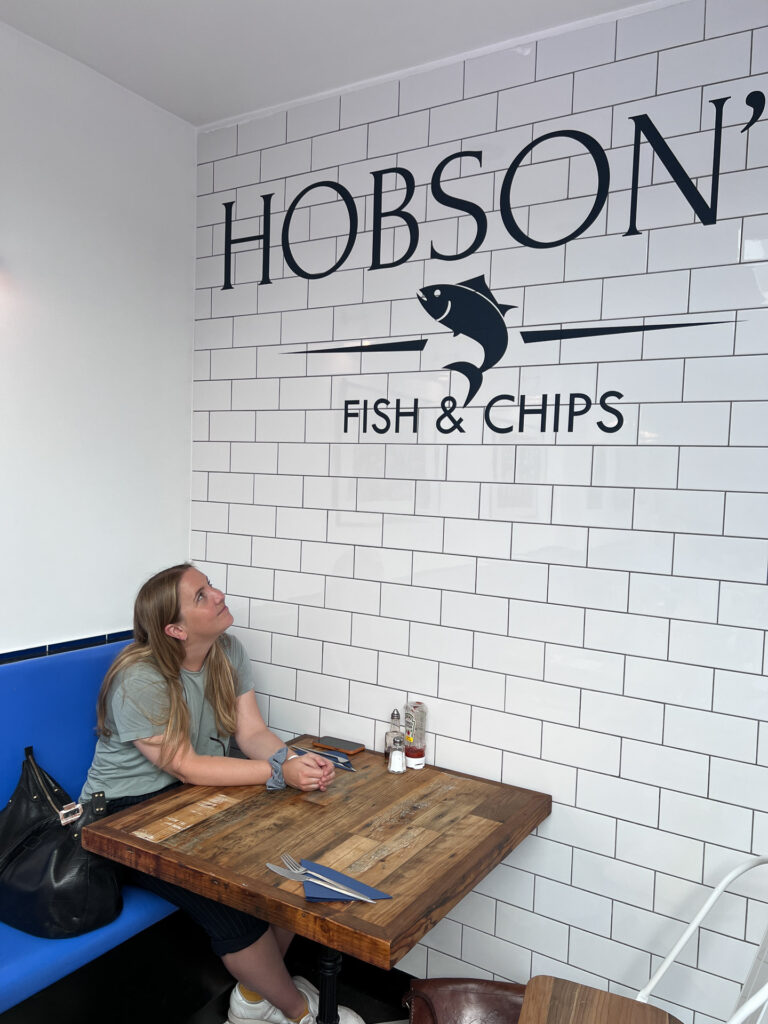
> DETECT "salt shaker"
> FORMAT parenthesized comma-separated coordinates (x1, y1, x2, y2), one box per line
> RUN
(387, 733, 406, 773)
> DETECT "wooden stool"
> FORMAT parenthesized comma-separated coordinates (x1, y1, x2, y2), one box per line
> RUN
(520, 976, 683, 1024)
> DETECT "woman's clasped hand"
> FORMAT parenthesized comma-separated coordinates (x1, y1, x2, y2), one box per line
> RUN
(283, 751, 335, 792)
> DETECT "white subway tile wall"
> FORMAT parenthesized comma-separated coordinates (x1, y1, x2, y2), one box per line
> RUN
(195, 2, 768, 1018)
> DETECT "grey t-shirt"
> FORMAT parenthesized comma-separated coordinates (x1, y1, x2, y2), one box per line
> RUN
(80, 634, 255, 801)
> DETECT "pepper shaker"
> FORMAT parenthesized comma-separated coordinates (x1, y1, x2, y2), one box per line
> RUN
(384, 708, 402, 756)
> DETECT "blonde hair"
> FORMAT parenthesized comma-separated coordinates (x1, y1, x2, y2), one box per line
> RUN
(96, 563, 238, 766)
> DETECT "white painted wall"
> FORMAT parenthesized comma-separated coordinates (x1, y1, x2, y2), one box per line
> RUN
(0, 24, 196, 652)
(195, 0, 768, 1019)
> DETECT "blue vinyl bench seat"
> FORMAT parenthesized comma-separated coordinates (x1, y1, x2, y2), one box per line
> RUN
(0, 642, 175, 1014)
(0, 888, 173, 1013)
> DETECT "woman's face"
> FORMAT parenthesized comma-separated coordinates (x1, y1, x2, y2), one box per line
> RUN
(172, 567, 234, 645)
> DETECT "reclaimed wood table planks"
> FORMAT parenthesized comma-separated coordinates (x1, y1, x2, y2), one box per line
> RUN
(519, 976, 684, 1024)
(83, 737, 551, 971)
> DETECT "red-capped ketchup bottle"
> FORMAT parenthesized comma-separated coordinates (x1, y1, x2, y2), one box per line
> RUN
(404, 701, 426, 769)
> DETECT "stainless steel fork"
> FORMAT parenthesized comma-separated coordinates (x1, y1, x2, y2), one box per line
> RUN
(280, 853, 375, 902)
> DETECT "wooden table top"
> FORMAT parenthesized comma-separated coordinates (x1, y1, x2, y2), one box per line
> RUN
(83, 738, 550, 969)
(520, 976, 684, 1024)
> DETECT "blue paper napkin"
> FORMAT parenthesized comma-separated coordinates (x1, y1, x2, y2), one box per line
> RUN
(289, 747, 356, 772)
(301, 859, 391, 902)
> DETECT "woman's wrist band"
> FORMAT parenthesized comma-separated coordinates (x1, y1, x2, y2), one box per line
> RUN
(266, 746, 301, 790)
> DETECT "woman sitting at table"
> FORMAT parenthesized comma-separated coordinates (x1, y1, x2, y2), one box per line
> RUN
(81, 562, 364, 1024)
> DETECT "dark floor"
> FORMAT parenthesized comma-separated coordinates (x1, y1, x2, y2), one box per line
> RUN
(1, 913, 412, 1024)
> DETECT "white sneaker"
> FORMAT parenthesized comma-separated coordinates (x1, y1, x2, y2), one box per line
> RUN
(228, 979, 365, 1024)
(292, 976, 366, 1024)
(228, 984, 290, 1024)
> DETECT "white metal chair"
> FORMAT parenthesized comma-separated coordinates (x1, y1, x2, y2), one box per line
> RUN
(636, 855, 768, 1024)
(403, 856, 768, 1024)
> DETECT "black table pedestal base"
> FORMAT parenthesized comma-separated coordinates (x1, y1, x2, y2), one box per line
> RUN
(316, 947, 342, 1024)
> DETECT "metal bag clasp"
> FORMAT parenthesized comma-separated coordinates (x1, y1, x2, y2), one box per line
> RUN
(59, 801, 83, 825)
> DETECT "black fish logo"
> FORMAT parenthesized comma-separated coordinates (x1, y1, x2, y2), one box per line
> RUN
(291, 274, 723, 396)
(417, 275, 514, 406)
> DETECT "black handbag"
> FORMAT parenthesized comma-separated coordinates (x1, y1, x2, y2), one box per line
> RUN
(0, 746, 122, 938)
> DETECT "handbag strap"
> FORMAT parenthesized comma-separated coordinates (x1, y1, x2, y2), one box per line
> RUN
(23, 746, 82, 825)
(25, 746, 57, 792)
(90, 791, 108, 817)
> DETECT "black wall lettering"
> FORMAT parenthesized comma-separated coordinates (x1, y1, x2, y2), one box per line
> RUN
(221, 196, 273, 289)
(282, 181, 358, 279)
(567, 394, 592, 431)
(483, 394, 516, 434)
(430, 151, 488, 261)
(220, 103, 737, 291)
(370, 168, 419, 271)
(499, 132, 610, 248)
(371, 398, 392, 433)
(625, 98, 728, 236)
(518, 394, 549, 432)
(597, 391, 625, 433)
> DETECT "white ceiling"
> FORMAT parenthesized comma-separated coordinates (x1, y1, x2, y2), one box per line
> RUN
(0, 0, 655, 127)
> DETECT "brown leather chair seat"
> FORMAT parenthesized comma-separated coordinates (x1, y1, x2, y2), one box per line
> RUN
(403, 975, 685, 1024)
(403, 977, 526, 1024)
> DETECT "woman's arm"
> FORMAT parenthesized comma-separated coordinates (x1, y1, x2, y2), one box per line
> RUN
(132, 691, 335, 791)
(233, 689, 287, 761)
(133, 734, 272, 787)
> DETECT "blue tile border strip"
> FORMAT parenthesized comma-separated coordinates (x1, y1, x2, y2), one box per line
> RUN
(48, 634, 110, 655)
(107, 629, 134, 643)
(0, 646, 48, 666)
(0, 631, 133, 666)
